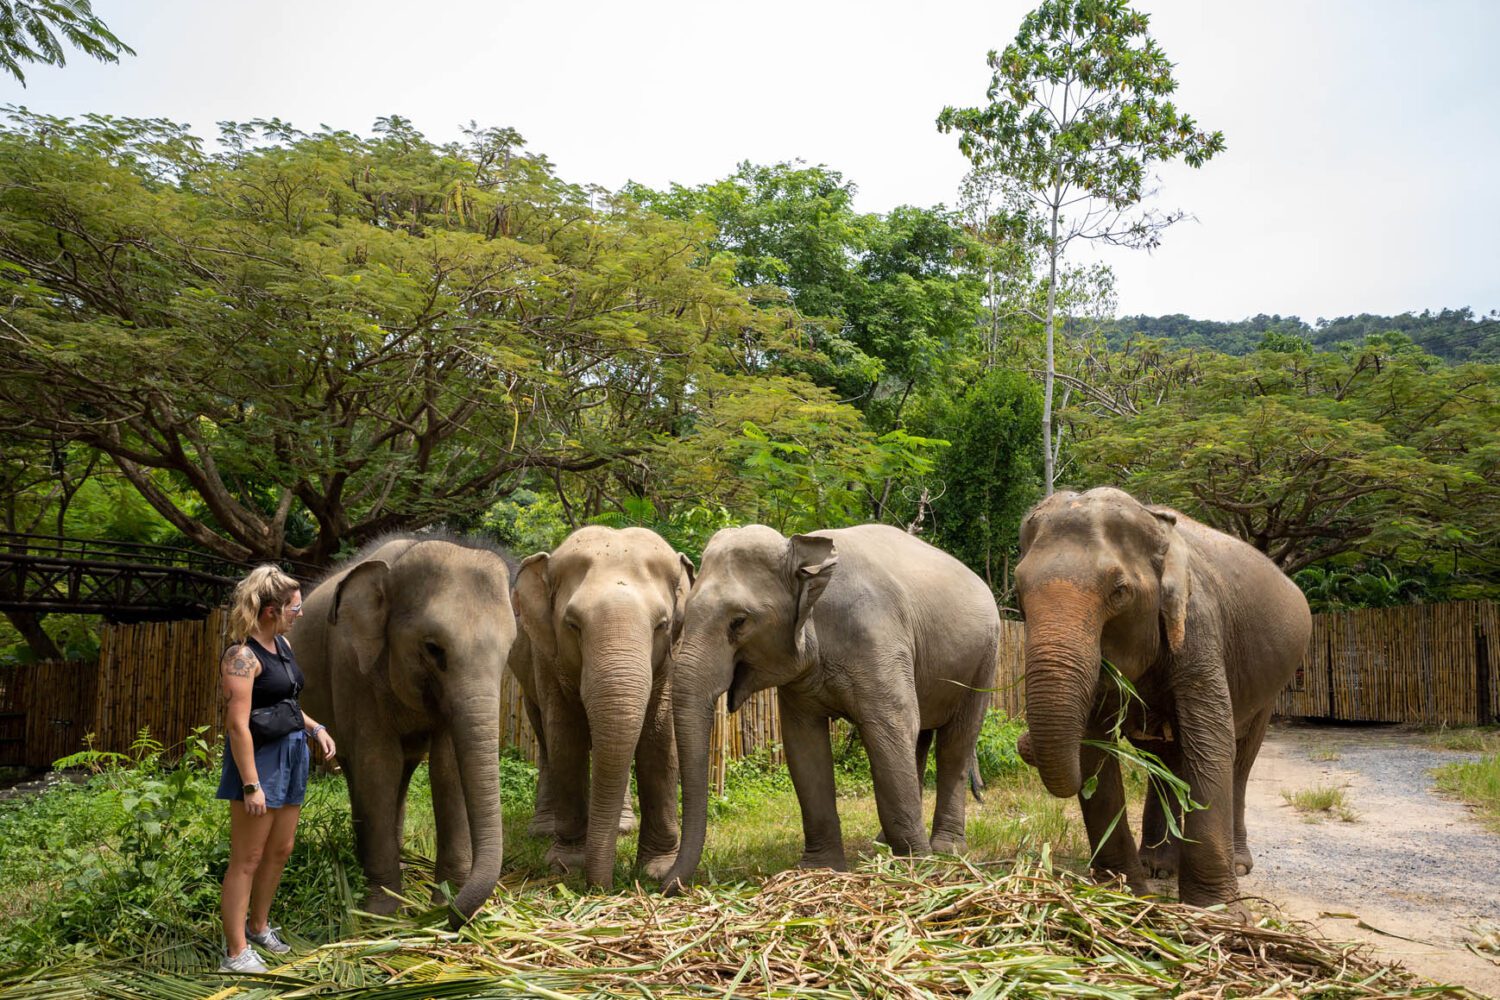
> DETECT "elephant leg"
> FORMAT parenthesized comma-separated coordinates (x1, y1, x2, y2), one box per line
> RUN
(931, 688, 988, 854)
(543, 700, 589, 875)
(634, 689, 679, 880)
(523, 695, 554, 839)
(1174, 677, 1241, 910)
(875, 729, 934, 847)
(1138, 739, 1182, 879)
(1232, 708, 1273, 876)
(429, 730, 473, 897)
(860, 707, 927, 857)
(781, 699, 845, 870)
(1077, 741, 1146, 893)
(348, 732, 408, 914)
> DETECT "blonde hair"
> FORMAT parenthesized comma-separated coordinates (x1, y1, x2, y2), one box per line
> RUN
(228, 564, 301, 640)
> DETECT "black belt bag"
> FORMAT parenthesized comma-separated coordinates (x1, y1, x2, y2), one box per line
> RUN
(248, 697, 302, 747)
(246, 635, 303, 747)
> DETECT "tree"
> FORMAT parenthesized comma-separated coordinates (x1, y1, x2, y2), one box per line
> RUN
(1075, 337, 1500, 591)
(0, 111, 785, 565)
(913, 369, 1044, 599)
(0, 0, 132, 85)
(627, 163, 985, 432)
(938, 0, 1224, 495)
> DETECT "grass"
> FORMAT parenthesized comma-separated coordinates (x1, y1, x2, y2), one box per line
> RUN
(1309, 745, 1343, 762)
(1281, 784, 1359, 823)
(1425, 725, 1500, 753)
(1433, 752, 1500, 832)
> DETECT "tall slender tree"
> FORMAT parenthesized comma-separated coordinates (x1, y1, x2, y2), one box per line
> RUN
(938, 0, 1224, 493)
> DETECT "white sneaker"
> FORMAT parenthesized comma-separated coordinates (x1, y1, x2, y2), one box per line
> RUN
(247, 923, 292, 954)
(219, 946, 269, 974)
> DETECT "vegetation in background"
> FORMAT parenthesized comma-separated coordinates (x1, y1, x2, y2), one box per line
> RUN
(1425, 726, 1500, 754)
(1074, 335, 1500, 591)
(1104, 307, 1500, 363)
(1434, 752, 1500, 833)
(938, 0, 1225, 494)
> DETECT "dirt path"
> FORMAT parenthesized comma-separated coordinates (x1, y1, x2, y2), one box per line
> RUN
(1236, 723, 1500, 997)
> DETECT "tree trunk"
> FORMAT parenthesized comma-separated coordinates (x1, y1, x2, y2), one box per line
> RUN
(5, 611, 62, 661)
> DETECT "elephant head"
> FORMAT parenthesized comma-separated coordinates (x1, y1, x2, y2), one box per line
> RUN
(511, 525, 693, 887)
(663, 525, 838, 891)
(1014, 487, 1190, 798)
(327, 539, 514, 922)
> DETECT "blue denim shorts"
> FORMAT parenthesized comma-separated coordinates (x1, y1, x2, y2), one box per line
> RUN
(217, 729, 309, 809)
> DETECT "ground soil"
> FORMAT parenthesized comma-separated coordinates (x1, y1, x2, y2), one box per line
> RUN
(1225, 721, 1500, 997)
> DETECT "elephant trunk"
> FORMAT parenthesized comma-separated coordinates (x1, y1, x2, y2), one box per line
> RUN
(580, 623, 654, 887)
(661, 631, 732, 895)
(449, 694, 504, 926)
(1023, 601, 1104, 800)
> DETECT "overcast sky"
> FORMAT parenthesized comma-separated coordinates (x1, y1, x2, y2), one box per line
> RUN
(5, 0, 1497, 322)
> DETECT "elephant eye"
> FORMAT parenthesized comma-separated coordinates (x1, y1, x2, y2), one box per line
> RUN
(728, 615, 747, 636)
(654, 618, 670, 632)
(423, 639, 448, 671)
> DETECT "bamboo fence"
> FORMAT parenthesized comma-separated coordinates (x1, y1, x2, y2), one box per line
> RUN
(2, 601, 1496, 774)
(0, 659, 97, 768)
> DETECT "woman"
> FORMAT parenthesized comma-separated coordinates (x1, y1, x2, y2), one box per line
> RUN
(216, 565, 337, 974)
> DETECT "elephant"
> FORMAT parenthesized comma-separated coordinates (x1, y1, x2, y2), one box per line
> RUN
(509, 525, 691, 888)
(663, 524, 1001, 892)
(1013, 487, 1311, 911)
(294, 534, 515, 925)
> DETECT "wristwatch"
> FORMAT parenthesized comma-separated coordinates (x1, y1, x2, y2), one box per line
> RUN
(242, 781, 261, 795)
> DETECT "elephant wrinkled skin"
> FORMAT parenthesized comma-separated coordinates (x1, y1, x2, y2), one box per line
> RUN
(663, 524, 1001, 893)
(509, 526, 689, 888)
(294, 535, 515, 926)
(1015, 487, 1311, 911)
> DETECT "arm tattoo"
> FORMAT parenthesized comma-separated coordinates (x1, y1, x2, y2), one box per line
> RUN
(222, 646, 257, 679)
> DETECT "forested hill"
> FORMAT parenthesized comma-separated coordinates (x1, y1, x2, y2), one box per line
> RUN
(1102, 307, 1500, 362)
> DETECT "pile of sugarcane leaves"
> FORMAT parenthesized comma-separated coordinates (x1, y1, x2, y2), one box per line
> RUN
(5, 855, 1478, 999)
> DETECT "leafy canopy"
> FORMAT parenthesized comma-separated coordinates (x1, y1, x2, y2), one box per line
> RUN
(0, 0, 132, 85)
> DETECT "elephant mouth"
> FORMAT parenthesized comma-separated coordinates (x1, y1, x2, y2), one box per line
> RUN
(727, 658, 753, 712)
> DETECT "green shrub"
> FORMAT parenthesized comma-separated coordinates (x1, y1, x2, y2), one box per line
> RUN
(0, 733, 548, 971)
(974, 709, 1029, 781)
(1435, 753, 1500, 832)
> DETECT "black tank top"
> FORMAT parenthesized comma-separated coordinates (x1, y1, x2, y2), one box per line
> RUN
(241, 635, 305, 709)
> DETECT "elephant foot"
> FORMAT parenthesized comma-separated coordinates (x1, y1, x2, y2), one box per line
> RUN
(873, 829, 888, 847)
(797, 849, 847, 871)
(639, 851, 679, 881)
(1139, 839, 1179, 879)
(546, 841, 587, 875)
(361, 886, 403, 916)
(1234, 845, 1253, 877)
(528, 813, 555, 839)
(930, 832, 967, 856)
(1179, 880, 1244, 915)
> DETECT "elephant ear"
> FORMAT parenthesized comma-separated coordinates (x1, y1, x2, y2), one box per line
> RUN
(671, 553, 695, 645)
(1148, 508, 1191, 655)
(788, 534, 838, 659)
(513, 552, 557, 668)
(330, 560, 391, 675)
